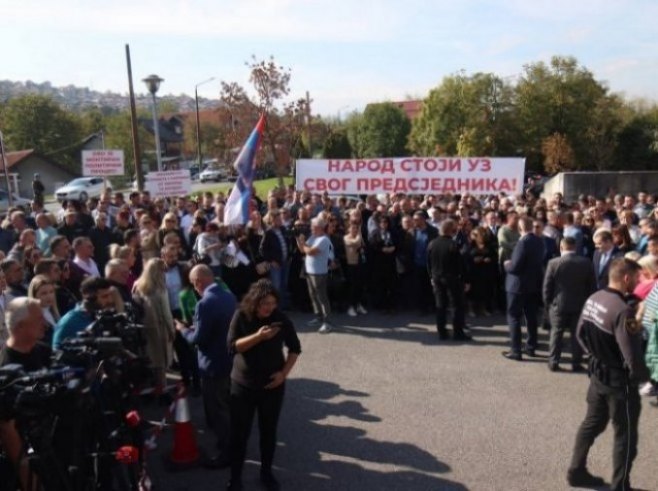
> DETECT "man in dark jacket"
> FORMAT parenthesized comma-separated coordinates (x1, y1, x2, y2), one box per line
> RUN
(502, 216, 545, 361)
(427, 219, 471, 341)
(260, 210, 290, 307)
(176, 264, 237, 469)
(567, 258, 647, 490)
(543, 237, 597, 371)
(88, 213, 113, 276)
(592, 229, 622, 290)
(412, 210, 438, 314)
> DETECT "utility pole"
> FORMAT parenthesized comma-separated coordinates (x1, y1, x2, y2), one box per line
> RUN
(125, 44, 144, 191)
(305, 91, 312, 157)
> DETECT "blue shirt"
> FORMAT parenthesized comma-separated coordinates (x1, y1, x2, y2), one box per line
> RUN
(37, 226, 57, 255)
(52, 305, 95, 349)
(304, 235, 333, 275)
(414, 229, 430, 267)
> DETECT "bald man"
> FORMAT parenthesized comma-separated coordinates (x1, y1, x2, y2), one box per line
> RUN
(175, 264, 237, 468)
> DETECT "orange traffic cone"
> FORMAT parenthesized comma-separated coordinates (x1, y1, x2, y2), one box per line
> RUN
(168, 391, 200, 468)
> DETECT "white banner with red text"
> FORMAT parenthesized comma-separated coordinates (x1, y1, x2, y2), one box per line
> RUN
(295, 157, 525, 195)
(82, 150, 125, 176)
(145, 170, 192, 198)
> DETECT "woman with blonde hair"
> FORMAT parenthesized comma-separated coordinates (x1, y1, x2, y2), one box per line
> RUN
(28, 274, 60, 346)
(158, 212, 189, 258)
(634, 254, 658, 300)
(132, 258, 175, 390)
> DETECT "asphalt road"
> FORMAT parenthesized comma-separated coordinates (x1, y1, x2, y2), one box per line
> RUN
(143, 312, 658, 491)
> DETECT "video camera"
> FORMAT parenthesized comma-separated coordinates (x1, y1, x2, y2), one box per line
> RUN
(56, 308, 152, 396)
(0, 363, 86, 422)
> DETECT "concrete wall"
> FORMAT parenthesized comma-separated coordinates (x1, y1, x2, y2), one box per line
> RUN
(14, 156, 77, 197)
(542, 172, 658, 202)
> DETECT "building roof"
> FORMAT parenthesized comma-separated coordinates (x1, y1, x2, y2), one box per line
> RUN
(0, 149, 78, 177)
(393, 100, 423, 120)
(1, 149, 35, 169)
(141, 118, 185, 143)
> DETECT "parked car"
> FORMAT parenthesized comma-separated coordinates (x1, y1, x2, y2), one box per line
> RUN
(55, 177, 109, 202)
(0, 189, 31, 213)
(200, 167, 226, 183)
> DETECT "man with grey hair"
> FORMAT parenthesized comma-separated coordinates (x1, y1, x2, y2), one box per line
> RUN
(105, 259, 132, 305)
(296, 216, 334, 333)
(0, 297, 50, 370)
(0, 297, 50, 490)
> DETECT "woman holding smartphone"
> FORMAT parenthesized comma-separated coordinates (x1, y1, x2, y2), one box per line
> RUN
(227, 279, 302, 491)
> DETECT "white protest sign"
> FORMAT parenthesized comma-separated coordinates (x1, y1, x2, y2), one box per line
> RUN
(82, 150, 125, 176)
(145, 169, 192, 198)
(296, 157, 526, 195)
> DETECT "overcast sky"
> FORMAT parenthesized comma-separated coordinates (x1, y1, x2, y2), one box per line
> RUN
(2, 0, 656, 116)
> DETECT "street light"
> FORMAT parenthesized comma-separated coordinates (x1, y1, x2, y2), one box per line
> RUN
(194, 77, 216, 169)
(142, 74, 164, 172)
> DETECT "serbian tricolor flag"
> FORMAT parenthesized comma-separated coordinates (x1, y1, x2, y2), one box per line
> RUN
(224, 114, 265, 225)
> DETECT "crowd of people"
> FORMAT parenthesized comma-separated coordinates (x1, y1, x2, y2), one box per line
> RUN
(0, 183, 657, 490)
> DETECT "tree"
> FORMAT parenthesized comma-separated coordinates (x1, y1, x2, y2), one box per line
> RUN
(614, 106, 658, 170)
(352, 103, 410, 157)
(0, 94, 83, 170)
(515, 56, 619, 171)
(103, 110, 152, 183)
(322, 128, 352, 158)
(541, 132, 576, 173)
(409, 73, 518, 157)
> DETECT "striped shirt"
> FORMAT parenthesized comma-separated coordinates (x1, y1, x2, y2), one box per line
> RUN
(641, 283, 658, 332)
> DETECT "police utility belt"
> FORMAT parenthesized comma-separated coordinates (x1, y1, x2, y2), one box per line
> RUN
(588, 357, 629, 388)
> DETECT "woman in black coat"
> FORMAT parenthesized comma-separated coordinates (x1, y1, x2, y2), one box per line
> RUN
(369, 215, 397, 312)
(226, 279, 301, 491)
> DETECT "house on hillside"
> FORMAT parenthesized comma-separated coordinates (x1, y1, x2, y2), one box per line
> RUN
(1, 150, 79, 198)
(141, 116, 184, 169)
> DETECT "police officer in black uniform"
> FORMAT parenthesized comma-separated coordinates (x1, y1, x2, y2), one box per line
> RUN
(567, 258, 648, 491)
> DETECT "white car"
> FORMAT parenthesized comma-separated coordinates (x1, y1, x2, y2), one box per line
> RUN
(0, 189, 31, 213)
(55, 177, 109, 202)
(199, 168, 226, 183)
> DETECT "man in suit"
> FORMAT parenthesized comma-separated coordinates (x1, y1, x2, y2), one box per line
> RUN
(162, 245, 199, 392)
(592, 229, 621, 290)
(543, 237, 597, 371)
(427, 219, 472, 341)
(502, 216, 545, 361)
(176, 264, 237, 469)
(412, 210, 439, 314)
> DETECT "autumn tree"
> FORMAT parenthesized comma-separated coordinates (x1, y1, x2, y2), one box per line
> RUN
(541, 132, 576, 173)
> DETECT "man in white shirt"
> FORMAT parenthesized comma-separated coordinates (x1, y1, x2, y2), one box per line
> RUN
(296, 217, 334, 334)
